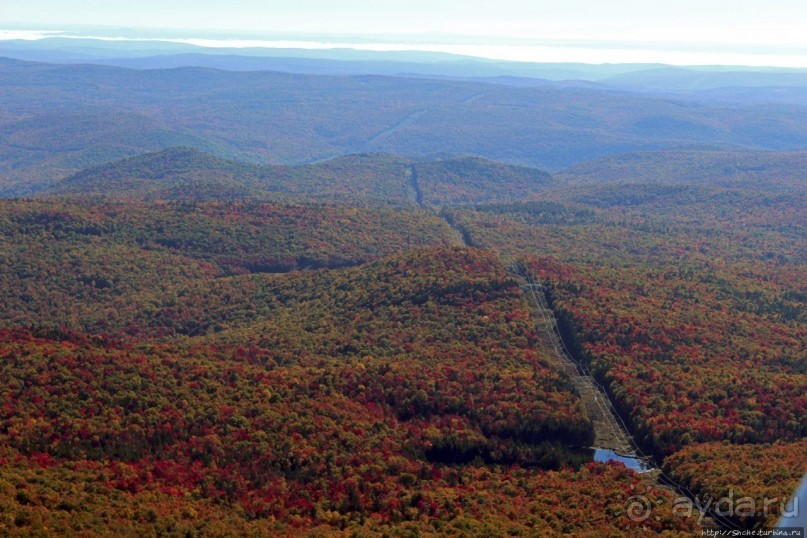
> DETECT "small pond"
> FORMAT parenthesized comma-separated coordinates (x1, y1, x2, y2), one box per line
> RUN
(591, 448, 653, 473)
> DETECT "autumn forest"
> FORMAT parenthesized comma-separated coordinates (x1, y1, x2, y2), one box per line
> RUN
(0, 46, 805, 537)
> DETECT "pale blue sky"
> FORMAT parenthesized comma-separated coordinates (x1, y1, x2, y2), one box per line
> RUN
(3, 0, 807, 66)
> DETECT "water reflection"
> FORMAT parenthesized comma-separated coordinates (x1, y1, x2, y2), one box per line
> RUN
(591, 448, 653, 472)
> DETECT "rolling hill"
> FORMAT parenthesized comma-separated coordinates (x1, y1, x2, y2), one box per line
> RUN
(42, 147, 290, 201)
(413, 156, 554, 206)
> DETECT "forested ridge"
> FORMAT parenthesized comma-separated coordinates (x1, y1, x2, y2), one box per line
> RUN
(35, 148, 556, 207)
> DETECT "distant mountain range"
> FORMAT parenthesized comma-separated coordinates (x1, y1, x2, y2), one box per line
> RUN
(4, 36, 807, 95)
(0, 37, 668, 80)
(2, 41, 807, 200)
(3, 52, 807, 197)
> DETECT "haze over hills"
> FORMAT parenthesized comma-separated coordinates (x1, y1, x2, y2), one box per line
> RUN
(603, 66, 807, 91)
(0, 37, 674, 80)
(0, 111, 228, 196)
(3, 53, 807, 197)
(4, 36, 807, 100)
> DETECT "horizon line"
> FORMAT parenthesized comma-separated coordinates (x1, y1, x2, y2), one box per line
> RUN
(2, 28, 807, 70)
